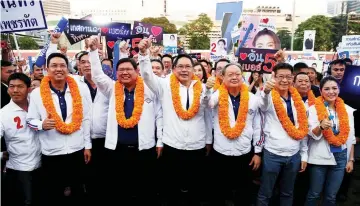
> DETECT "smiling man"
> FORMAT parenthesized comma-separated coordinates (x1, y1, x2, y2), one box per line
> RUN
(27, 53, 92, 206)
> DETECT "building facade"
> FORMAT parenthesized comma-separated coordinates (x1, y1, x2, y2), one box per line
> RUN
(42, 0, 71, 16)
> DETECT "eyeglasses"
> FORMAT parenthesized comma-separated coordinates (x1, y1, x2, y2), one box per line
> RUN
(275, 75, 293, 81)
(176, 65, 192, 70)
(118, 68, 135, 73)
(332, 68, 345, 72)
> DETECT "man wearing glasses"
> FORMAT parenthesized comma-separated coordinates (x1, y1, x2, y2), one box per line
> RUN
(257, 63, 308, 206)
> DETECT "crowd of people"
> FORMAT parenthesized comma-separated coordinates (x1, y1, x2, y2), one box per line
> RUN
(0, 33, 359, 206)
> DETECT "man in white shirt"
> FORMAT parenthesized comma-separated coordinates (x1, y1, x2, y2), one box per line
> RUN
(0, 73, 41, 206)
(26, 53, 92, 206)
(76, 51, 110, 204)
(208, 63, 262, 206)
(88, 37, 163, 205)
(138, 37, 215, 204)
(257, 63, 308, 206)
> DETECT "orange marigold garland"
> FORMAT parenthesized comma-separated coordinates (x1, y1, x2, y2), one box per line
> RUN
(271, 87, 308, 140)
(115, 77, 144, 128)
(40, 76, 83, 134)
(213, 77, 222, 91)
(314, 96, 350, 146)
(170, 74, 202, 120)
(307, 90, 316, 107)
(218, 84, 249, 139)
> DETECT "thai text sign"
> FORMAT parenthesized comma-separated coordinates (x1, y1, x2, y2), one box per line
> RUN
(68, 19, 131, 36)
(1, 0, 47, 33)
(341, 35, 360, 51)
(237, 48, 278, 73)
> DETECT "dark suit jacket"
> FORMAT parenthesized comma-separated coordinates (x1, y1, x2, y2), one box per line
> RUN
(305, 38, 313, 50)
(311, 85, 321, 97)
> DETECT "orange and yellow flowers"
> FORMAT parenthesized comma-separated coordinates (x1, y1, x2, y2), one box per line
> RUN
(213, 77, 222, 91)
(115, 77, 144, 128)
(170, 74, 202, 120)
(307, 90, 316, 107)
(40, 76, 83, 134)
(314, 96, 350, 146)
(272, 87, 308, 140)
(218, 84, 249, 139)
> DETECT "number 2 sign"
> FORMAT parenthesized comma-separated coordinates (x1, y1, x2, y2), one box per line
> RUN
(211, 42, 217, 53)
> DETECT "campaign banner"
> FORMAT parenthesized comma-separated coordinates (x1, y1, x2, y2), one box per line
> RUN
(35, 17, 68, 67)
(68, 19, 131, 36)
(338, 51, 350, 59)
(64, 15, 92, 45)
(106, 34, 143, 59)
(237, 48, 278, 73)
(1, 0, 47, 33)
(210, 38, 228, 61)
(235, 16, 279, 56)
(341, 35, 360, 51)
(163, 34, 177, 54)
(303, 30, 316, 52)
(132, 21, 163, 44)
(340, 65, 360, 109)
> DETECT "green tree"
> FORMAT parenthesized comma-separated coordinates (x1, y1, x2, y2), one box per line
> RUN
(140, 17, 177, 34)
(1, 34, 39, 50)
(330, 15, 360, 50)
(293, 15, 333, 51)
(179, 13, 214, 49)
(276, 30, 291, 50)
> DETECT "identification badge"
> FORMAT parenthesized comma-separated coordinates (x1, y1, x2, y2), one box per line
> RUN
(330, 145, 342, 153)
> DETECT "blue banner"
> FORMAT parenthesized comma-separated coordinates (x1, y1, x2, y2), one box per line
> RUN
(35, 17, 68, 67)
(28, 56, 33, 74)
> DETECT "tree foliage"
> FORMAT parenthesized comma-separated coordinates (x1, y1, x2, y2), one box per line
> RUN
(1, 34, 39, 50)
(293, 15, 333, 51)
(178, 13, 214, 49)
(276, 30, 291, 50)
(330, 15, 360, 50)
(140, 17, 177, 34)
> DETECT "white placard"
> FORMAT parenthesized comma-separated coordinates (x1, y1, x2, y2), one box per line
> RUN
(163, 34, 177, 47)
(303, 30, 316, 52)
(341, 35, 360, 51)
(210, 38, 227, 56)
(1, 0, 47, 33)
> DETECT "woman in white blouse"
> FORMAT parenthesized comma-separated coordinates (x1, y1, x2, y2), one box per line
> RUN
(306, 76, 356, 206)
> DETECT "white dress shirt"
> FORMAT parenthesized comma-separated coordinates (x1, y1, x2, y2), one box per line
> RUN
(0, 101, 41, 171)
(139, 54, 212, 150)
(89, 50, 163, 151)
(259, 91, 308, 161)
(307, 104, 356, 165)
(209, 90, 262, 156)
(26, 76, 92, 156)
(78, 76, 109, 139)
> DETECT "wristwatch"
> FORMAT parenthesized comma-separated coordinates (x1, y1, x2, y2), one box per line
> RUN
(349, 158, 355, 163)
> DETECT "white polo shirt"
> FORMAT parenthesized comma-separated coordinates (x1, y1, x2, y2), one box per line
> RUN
(0, 100, 41, 171)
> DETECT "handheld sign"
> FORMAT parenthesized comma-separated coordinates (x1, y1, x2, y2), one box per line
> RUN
(35, 17, 68, 67)
(237, 48, 278, 73)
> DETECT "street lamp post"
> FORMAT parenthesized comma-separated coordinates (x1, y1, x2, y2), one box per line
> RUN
(290, 0, 296, 51)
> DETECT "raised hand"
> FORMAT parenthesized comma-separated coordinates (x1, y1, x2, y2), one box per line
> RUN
(206, 73, 216, 89)
(264, 72, 276, 94)
(50, 32, 61, 44)
(88, 37, 99, 52)
(138, 35, 153, 54)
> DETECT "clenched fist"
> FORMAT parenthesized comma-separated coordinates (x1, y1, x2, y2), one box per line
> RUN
(50, 32, 61, 44)
(88, 37, 99, 52)
(43, 114, 56, 130)
(138, 36, 153, 54)
(264, 72, 276, 94)
(206, 75, 216, 89)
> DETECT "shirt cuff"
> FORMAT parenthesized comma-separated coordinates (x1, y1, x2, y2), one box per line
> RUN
(37, 120, 43, 131)
(260, 90, 269, 98)
(255, 146, 263, 154)
(84, 142, 92, 150)
(138, 53, 150, 61)
(301, 153, 308, 162)
(156, 140, 163, 147)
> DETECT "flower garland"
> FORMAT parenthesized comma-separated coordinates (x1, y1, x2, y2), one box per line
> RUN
(271, 87, 308, 140)
(314, 96, 350, 146)
(307, 90, 316, 107)
(213, 77, 222, 91)
(115, 77, 144, 128)
(40, 76, 83, 134)
(218, 84, 249, 139)
(170, 74, 202, 120)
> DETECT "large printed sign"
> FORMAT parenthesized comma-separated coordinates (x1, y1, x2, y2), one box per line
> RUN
(1, 0, 47, 33)
(132, 21, 163, 44)
(106, 34, 143, 59)
(237, 48, 278, 73)
(215, 1, 243, 53)
(64, 15, 92, 45)
(341, 35, 360, 51)
(339, 65, 360, 110)
(210, 38, 228, 61)
(68, 19, 131, 36)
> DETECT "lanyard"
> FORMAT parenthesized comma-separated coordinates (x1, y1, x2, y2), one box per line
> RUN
(327, 107, 339, 135)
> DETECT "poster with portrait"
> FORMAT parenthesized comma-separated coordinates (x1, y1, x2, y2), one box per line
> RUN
(210, 38, 228, 61)
(163, 34, 177, 54)
(235, 16, 280, 56)
(303, 30, 316, 52)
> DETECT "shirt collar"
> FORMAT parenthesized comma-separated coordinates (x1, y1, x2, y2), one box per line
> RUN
(8, 100, 27, 112)
(124, 87, 135, 94)
(179, 80, 198, 88)
(302, 96, 308, 103)
(1, 82, 8, 88)
(49, 82, 68, 95)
